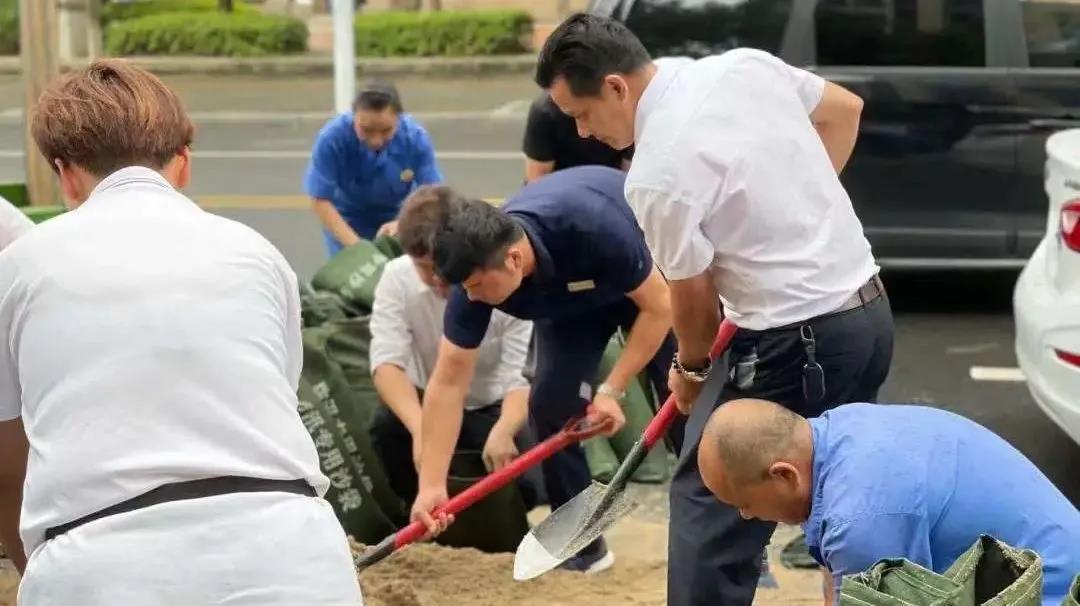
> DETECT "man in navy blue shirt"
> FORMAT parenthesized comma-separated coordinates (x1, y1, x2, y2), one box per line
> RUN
(304, 81, 443, 257)
(397, 166, 676, 573)
(697, 399, 1080, 606)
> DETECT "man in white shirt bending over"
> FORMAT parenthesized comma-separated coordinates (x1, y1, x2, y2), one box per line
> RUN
(0, 195, 33, 251)
(369, 186, 537, 512)
(0, 59, 361, 604)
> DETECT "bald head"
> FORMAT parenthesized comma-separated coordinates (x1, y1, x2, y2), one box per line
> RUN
(697, 399, 814, 524)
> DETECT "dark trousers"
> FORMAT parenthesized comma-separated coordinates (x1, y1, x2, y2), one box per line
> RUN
(668, 292, 894, 606)
(370, 402, 544, 519)
(529, 298, 678, 512)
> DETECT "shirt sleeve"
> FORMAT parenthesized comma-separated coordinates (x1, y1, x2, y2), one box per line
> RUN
(820, 513, 934, 598)
(624, 186, 714, 281)
(442, 286, 494, 350)
(737, 48, 825, 114)
(0, 196, 33, 252)
(369, 263, 414, 374)
(0, 258, 22, 421)
(522, 101, 557, 162)
(411, 124, 443, 186)
(493, 315, 532, 393)
(303, 125, 341, 201)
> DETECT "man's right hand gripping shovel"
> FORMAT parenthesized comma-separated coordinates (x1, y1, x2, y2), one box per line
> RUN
(353, 408, 612, 572)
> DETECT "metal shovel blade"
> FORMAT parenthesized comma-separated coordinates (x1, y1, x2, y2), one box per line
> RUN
(512, 479, 637, 581)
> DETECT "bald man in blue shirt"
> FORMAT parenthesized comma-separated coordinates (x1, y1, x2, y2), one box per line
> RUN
(697, 399, 1080, 606)
(304, 81, 443, 257)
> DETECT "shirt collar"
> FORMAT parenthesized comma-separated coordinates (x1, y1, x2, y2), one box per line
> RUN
(87, 166, 175, 200)
(513, 215, 555, 283)
(802, 415, 829, 560)
(634, 59, 683, 143)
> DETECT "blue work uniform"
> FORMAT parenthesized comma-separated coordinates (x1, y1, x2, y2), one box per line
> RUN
(442, 165, 678, 511)
(303, 113, 442, 256)
(804, 403, 1080, 606)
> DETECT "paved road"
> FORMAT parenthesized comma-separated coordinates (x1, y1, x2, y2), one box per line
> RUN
(0, 73, 537, 199)
(4, 73, 1077, 504)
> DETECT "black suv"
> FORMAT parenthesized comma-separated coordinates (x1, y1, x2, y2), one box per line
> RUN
(589, 0, 1080, 269)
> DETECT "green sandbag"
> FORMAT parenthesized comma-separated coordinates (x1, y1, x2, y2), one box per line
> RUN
(297, 376, 397, 544)
(840, 535, 1043, 606)
(301, 326, 407, 524)
(373, 233, 404, 260)
(583, 435, 618, 483)
(596, 332, 670, 484)
(434, 450, 531, 554)
(309, 234, 401, 313)
(322, 316, 378, 429)
(1063, 574, 1079, 606)
(299, 283, 352, 328)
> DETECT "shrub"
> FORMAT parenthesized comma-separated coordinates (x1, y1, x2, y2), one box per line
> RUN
(0, 0, 17, 55)
(105, 11, 308, 57)
(354, 10, 532, 57)
(101, 0, 255, 26)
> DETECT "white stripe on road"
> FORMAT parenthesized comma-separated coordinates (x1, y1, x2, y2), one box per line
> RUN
(0, 149, 522, 160)
(969, 366, 1026, 382)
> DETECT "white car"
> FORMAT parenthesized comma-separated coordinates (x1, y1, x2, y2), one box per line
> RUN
(1014, 129, 1080, 446)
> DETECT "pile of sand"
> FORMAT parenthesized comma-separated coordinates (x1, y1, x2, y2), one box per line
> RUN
(353, 540, 666, 606)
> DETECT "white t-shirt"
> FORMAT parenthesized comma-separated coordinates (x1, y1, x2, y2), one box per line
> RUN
(0, 167, 331, 556)
(369, 255, 531, 410)
(625, 50, 879, 330)
(0, 194, 34, 252)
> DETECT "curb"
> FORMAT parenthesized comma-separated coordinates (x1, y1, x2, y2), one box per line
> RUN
(0, 54, 537, 77)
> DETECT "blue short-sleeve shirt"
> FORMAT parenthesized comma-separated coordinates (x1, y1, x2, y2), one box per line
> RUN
(304, 112, 442, 255)
(804, 403, 1080, 606)
(443, 166, 653, 349)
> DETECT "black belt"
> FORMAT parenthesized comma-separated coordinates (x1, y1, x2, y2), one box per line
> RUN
(44, 476, 316, 542)
(832, 274, 885, 315)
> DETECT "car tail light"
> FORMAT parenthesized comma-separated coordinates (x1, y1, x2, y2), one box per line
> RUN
(1056, 349, 1080, 368)
(1064, 200, 1080, 252)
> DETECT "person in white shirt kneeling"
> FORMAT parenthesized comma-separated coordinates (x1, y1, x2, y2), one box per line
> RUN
(369, 187, 540, 514)
(0, 59, 362, 605)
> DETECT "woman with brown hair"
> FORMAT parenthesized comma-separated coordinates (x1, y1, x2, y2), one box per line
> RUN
(0, 59, 362, 604)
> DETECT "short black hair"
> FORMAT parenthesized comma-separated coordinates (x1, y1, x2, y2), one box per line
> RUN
(353, 80, 403, 113)
(535, 13, 651, 97)
(433, 199, 524, 284)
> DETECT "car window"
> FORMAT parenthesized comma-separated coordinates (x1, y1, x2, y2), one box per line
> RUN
(1022, 1, 1080, 67)
(815, 0, 986, 67)
(621, 0, 795, 58)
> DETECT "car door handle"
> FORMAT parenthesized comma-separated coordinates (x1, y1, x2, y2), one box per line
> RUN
(1028, 118, 1080, 130)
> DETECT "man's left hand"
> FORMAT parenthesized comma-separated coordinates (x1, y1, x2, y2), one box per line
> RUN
(587, 394, 626, 437)
(481, 424, 519, 472)
(377, 220, 399, 238)
(669, 365, 705, 415)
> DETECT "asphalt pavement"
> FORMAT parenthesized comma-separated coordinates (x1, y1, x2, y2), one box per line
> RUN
(3, 73, 1077, 505)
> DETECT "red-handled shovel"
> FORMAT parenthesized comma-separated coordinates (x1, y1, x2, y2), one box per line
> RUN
(354, 411, 612, 571)
(513, 319, 738, 581)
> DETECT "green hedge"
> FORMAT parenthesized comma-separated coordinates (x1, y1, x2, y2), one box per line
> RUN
(105, 11, 308, 57)
(101, 0, 255, 26)
(355, 10, 532, 57)
(0, 0, 17, 55)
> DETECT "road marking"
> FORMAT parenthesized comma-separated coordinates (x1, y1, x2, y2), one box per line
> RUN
(947, 343, 999, 355)
(0, 108, 526, 124)
(969, 366, 1026, 382)
(0, 149, 522, 160)
(490, 98, 532, 118)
